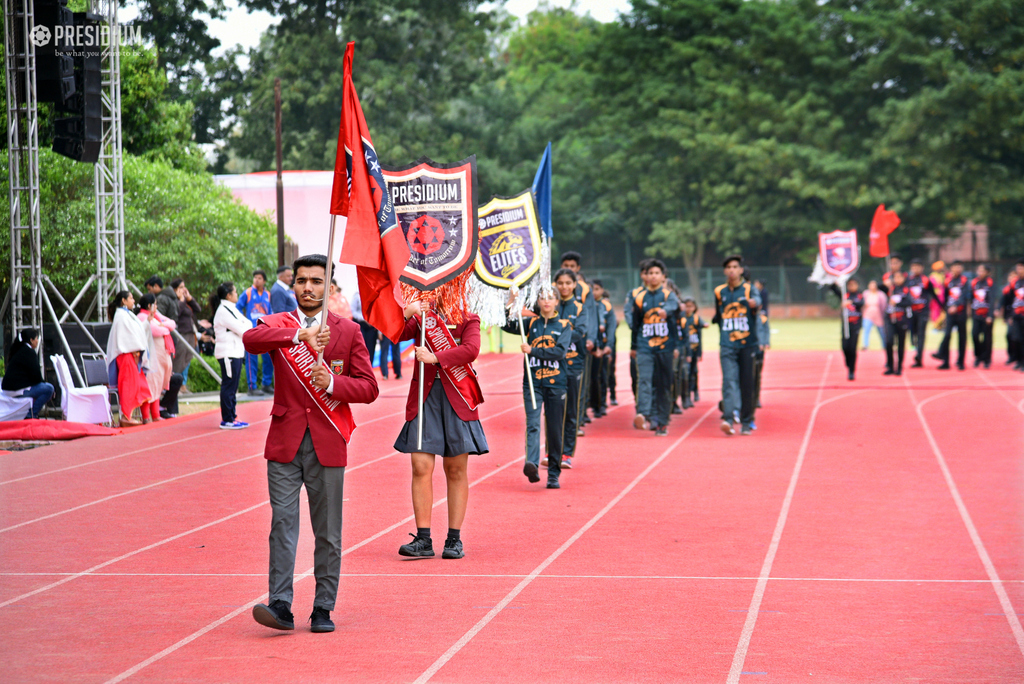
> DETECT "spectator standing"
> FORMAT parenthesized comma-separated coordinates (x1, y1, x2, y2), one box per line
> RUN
(212, 282, 251, 429)
(861, 280, 887, 350)
(1, 328, 54, 419)
(328, 280, 353, 319)
(104, 291, 151, 427)
(170, 279, 202, 383)
(270, 266, 298, 316)
(350, 289, 379, 369)
(237, 269, 274, 395)
(145, 276, 163, 295)
(136, 294, 179, 423)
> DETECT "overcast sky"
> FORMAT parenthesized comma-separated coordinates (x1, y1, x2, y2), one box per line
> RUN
(119, 0, 632, 56)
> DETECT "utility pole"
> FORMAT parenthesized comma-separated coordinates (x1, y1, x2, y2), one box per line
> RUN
(274, 77, 285, 267)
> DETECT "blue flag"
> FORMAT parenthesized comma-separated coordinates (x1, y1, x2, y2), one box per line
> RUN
(532, 142, 553, 238)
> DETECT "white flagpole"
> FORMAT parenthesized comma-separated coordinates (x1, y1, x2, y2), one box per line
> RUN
(840, 279, 850, 340)
(518, 307, 537, 409)
(317, 215, 338, 366)
(417, 308, 426, 451)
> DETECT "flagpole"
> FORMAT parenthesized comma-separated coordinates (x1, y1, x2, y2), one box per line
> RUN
(318, 215, 338, 366)
(518, 307, 537, 409)
(417, 309, 426, 451)
(840, 279, 849, 340)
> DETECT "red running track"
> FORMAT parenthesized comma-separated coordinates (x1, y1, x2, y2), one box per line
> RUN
(1, 349, 1022, 683)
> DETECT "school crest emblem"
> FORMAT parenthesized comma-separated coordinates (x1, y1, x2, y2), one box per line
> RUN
(330, 359, 345, 376)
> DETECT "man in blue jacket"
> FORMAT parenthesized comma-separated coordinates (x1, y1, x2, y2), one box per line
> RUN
(238, 268, 274, 395)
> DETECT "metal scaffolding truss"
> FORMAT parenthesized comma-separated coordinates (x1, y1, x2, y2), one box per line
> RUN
(93, 0, 126, 317)
(3, 0, 43, 339)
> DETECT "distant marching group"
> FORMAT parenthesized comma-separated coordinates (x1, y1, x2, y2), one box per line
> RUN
(831, 256, 1024, 379)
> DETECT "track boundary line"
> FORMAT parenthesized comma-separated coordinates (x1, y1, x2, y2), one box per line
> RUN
(101, 453, 526, 684)
(411, 404, 717, 684)
(0, 363, 529, 487)
(0, 501, 267, 609)
(975, 368, 1024, 415)
(0, 453, 263, 534)
(909, 382, 1024, 658)
(6, 572, 1021, 582)
(0, 403, 524, 608)
(0, 419, 271, 486)
(726, 355, 841, 684)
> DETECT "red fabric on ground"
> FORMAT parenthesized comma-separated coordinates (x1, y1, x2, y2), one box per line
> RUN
(0, 420, 121, 440)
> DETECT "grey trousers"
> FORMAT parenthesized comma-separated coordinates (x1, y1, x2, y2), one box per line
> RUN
(267, 429, 346, 610)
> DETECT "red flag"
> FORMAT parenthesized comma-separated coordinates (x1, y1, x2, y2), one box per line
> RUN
(333, 42, 410, 342)
(868, 204, 900, 258)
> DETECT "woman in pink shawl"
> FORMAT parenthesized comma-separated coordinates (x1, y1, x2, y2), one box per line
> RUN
(136, 293, 177, 423)
(861, 280, 887, 350)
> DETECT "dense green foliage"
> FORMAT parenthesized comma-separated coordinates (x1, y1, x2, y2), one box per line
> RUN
(0, 148, 276, 311)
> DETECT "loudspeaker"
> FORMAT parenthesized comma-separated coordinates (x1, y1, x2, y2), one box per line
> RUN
(51, 11, 103, 163)
(34, 0, 76, 105)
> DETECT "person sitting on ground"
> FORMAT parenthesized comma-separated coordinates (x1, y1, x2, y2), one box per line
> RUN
(2, 328, 54, 419)
(104, 291, 152, 427)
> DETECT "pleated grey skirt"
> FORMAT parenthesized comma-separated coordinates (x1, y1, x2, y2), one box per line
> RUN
(394, 379, 489, 457)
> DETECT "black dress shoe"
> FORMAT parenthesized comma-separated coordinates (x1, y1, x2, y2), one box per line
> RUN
(931, 352, 943, 361)
(848, 371, 855, 381)
(911, 361, 923, 368)
(546, 473, 560, 489)
(883, 369, 895, 376)
(309, 607, 335, 633)
(253, 600, 294, 630)
(937, 363, 950, 370)
(398, 533, 435, 557)
(442, 538, 464, 559)
(523, 461, 540, 483)
(671, 405, 683, 415)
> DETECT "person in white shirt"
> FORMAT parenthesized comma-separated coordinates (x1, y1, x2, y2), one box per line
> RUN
(211, 282, 253, 429)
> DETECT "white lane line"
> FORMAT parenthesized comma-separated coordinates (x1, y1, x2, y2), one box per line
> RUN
(0, 502, 267, 610)
(726, 356, 837, 684)
(0, 399, 525, 607)
(0, 453, 263, 534)
(412, 405, 717, 684)
(5, 572, 1021, 582)
(0, 364, 524, 487)
(975, 368, 1024, 415)
(0, 419, 271, 486)
(910, 383, 1024, 658)
(102, 454, 524, 684)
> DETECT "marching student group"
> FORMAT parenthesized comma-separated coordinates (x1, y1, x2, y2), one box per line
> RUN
(137, 247, 1019, 634)
(241, 249, 775, 634)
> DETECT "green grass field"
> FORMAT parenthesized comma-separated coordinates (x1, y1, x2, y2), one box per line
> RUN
(479, 317, 1009, 354)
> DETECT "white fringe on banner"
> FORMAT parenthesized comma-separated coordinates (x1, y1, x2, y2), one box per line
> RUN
(469, 237, 551, 328)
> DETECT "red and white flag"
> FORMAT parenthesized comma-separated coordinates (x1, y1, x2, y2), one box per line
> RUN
(868, 204, 900, 258)
(333, 42, 409, 342)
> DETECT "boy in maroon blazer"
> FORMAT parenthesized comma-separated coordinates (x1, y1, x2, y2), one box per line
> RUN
(244, 254, 379, 633)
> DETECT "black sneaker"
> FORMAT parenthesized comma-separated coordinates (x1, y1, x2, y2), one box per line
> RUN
(693, 391, 700, 402)
(261, 385, 274, 394)
(523, 461, 540, 483)
(398, 533, 434, 557)
(848, 371, 855, 380)
(911, 360, 923, 368)
(610, 398, 618, 406)
(937, 363, 950, 370)
(682, 398, 694, 409)
(883, 369, 895, 376)
(671, 405, 682, 415)
(246, 387, 264, 396)
(546, 473, 560, 489)
(655, 426, 668, 436)
(309, 607, 334, 633)
(442, 538, 464, 559)
(253, 599, 294, 630)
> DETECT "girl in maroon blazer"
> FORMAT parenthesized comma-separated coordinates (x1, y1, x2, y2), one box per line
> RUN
(394, 300, 487, 560)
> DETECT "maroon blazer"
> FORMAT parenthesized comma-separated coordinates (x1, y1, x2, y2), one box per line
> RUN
(243, 310, 378, 467)
(401, 313, 482, 422)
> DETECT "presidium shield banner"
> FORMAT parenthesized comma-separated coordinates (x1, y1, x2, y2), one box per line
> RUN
(818, 229, 860, 278)
(382, 156, 478, 292)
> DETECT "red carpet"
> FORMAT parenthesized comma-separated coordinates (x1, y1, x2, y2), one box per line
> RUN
(0, 420, 121, 441)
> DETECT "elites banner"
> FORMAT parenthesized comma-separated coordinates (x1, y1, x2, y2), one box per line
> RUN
(382, 156, 478, 291)
(818, 229, 860, 278)
(474, 190, 543, 290)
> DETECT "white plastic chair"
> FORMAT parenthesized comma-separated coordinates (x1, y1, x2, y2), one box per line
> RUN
(50, 354, 112, 424)
(0, 390, 33, 421)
